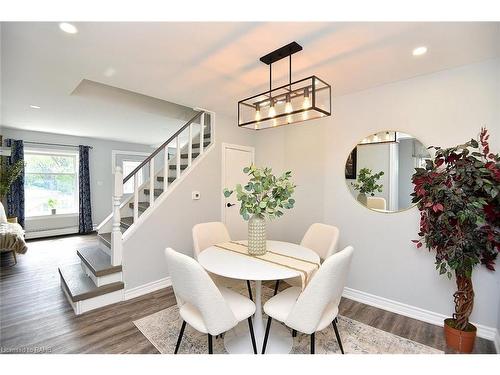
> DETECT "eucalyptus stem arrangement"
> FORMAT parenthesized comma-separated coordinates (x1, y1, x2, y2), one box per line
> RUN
(223, 165, 296, 255)
(351, 167, 384, 196)
(0, 158, 24, 202)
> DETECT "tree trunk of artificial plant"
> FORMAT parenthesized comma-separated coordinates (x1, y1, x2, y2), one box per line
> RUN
(453, 272, 474, 330)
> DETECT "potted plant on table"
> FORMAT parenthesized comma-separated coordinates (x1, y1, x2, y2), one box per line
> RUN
(223, 165, 296, 255)
(411, 128, 499, 353)
(351, 167, 384, 205)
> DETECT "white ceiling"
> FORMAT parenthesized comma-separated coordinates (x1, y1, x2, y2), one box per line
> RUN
(1, 22, 499, 145)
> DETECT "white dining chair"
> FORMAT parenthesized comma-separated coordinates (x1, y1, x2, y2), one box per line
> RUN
(367, 196, 386, 210)
(279, 223, 340, 293)
(193, 221, 254, 300)
(165, 247, 258, 354)
(262, 246, 354, 354)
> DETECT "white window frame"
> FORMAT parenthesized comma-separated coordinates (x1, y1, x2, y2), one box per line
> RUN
(24, 147, 80, 219)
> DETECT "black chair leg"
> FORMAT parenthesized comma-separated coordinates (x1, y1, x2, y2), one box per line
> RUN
(311, 332, 315, 354)
(174, 320, 186, 354)
(273, 280, 280, 296)
(261, 317, 273, 354)
(292, 329, 297, 337)
(208, 334, 213, 354)
(246, 280, 253, 301)
(332, 319, 344, 354)
(247, 318, 257, 354)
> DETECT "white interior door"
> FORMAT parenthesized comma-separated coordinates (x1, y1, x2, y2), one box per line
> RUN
(222, 143, 255, 240)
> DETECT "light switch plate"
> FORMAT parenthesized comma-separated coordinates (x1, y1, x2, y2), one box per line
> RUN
(192, 191, 201, 200)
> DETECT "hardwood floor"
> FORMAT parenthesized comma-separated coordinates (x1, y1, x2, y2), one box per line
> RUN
(0, 234, 496, 354)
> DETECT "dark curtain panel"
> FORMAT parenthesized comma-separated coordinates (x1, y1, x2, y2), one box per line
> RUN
(78, 145, 93, 234)
(5, 139, 25, 228)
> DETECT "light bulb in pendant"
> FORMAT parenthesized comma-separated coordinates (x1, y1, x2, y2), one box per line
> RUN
(302, 88, 311, 109)
(255, 104, 261, 121)
(268, 100, 276, 118)
(285, 94, 293, 114)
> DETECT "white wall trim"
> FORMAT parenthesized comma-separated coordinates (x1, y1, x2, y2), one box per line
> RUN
(221, 143, 255, 224)
(342, 287, 497, 341)
(124, 277, 172, 300)
(111, 149, 150, 171)
(25, 226, 78, 239)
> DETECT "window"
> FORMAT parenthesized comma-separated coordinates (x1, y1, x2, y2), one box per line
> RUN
(24, 150, 79, 217)
(123, 160, 143, 194)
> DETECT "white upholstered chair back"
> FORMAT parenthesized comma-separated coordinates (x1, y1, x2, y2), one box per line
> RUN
(165, 247, 238, 334)
(285, 246, 354, 334)
(300, 223, 340, 261)
(367, 197, 386, 210)
(192, 222, 231, 259)
(0, 202, 7, 223)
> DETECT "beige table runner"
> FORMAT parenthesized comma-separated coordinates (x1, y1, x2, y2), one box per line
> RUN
(213, 241, 320, 290)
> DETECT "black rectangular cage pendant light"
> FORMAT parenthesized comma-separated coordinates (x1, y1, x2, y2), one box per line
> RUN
(238, 41, 331, 130)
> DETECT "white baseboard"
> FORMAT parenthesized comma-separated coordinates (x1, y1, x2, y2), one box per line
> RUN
(342, 287, 497, 342)
(26, 226, 78, 239)
(124, 277, 172, 300)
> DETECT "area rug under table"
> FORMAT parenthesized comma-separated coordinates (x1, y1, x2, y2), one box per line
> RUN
(133, 288, 442, 354)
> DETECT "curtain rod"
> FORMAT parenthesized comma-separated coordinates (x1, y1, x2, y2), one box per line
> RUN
(24, 141, 93, 149)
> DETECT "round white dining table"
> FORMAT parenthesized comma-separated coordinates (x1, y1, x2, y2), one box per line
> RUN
(197, 240, 320, 354)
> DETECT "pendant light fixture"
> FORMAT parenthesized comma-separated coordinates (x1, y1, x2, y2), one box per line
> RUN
(238, 41, 331, 130)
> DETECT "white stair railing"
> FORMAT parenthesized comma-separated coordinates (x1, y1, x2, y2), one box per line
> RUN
(111, 166, 123, 266)
(109, 111, 211, 265)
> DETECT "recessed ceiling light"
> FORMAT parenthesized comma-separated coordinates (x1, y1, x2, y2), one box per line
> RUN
(412, 46, 428, 56)
(29, 105, 41, 109)
(59, 22, 78, 34)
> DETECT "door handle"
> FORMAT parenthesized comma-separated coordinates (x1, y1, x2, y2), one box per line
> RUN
(226, 203, 236, 208)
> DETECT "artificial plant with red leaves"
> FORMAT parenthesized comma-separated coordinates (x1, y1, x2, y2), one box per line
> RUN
(411, 128, 499, 331)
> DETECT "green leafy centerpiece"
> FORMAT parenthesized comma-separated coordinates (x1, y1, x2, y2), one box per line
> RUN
(411, 128, 499, 353)
(223, 165, 296, 255)
(351, 167, 384, 205)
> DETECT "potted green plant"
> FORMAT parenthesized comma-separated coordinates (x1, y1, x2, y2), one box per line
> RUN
(411, 128, 499, 353)
(48, 199, 58, 215)
(0, 157, 24, 204)
(223, 165, 296, 255)
(351, 167, 384, 205)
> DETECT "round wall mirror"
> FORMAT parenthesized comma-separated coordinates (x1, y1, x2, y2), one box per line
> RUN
(345, 131, 431, 213)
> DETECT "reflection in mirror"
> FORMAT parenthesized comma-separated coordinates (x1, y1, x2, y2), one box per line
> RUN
(345, 131, 431, 213)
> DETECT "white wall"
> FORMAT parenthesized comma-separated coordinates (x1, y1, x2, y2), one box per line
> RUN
(1, 127, 153, 233)
(122, 113, 255, 290)
(255, 59, 500, 331)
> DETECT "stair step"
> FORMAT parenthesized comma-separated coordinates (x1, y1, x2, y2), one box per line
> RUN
(192, 141, 211, 149)
(120, 216, 134, 229)
(156, 176, 176, 183)
(203, 133, 211, 139)
(181, 152, 200, 159)
(144, 188, 163, 197)
(129, 201, 150, 212)
(169, 164, 188, 170)
(77, 246, 122, 277)
(59, 264, 124, 303)
(98, 232, 112, 248)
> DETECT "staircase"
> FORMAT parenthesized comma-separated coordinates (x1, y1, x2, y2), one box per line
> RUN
(59, 111, 214, 315)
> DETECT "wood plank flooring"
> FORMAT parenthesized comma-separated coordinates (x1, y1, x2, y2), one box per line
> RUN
(0, 234, 496, 354)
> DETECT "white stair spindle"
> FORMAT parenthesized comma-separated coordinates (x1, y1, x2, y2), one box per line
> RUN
(111, 166, 123, 266)
(176, 136, 181, 179)
(149, 158, 155, 206)
(199, 112, 205, 155)
(188, 123, 193, 167)
(163, 146, 168, 192)
(133, 173, 139, 222)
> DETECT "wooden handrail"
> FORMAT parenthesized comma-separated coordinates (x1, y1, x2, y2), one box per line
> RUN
(123, 111, 205, 184)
